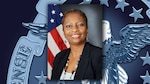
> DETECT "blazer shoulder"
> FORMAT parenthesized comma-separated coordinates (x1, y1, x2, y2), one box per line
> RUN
(86, 43, 102, 62)
(87, 43, 102, 63)
(53, 48, 70, 66)
(55, 48, 70, 59)
(88, 43, 102, 53)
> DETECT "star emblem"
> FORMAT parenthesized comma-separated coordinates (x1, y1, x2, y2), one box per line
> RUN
(83, 0, 92, 2)
(57, 80, 66, 84)
(115, 0, 129, 12)
(140, 70, 150, 84)
(142, 0, 150, 19)
(80, 0, 92, 4)
(129, 7, 144, 22)
(35, 71, 47, 84)
(49, 0, 67, 4)
(100, 0, 109, 7)
(140, 51, 150, 66)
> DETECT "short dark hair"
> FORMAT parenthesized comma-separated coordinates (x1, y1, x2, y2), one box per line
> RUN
(62, 9, 88, 27)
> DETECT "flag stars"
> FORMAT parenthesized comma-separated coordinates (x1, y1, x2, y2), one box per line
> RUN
(51, 10, 56, 15)
(53, 4, 57, 6)
(50, 18, 55, 23)
(129, 7, 144, 22)
(59, 12, 63, 17)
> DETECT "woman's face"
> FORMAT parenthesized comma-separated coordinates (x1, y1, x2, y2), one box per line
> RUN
(63, 12, 88, 45)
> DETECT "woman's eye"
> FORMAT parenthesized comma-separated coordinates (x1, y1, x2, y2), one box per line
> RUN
(77, 23, 84, 27)
(66, 25, 72, 28)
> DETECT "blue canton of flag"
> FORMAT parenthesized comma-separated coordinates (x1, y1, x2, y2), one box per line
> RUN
(48, 4, 63, 32)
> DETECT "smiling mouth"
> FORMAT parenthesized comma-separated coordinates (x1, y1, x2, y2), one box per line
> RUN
(71, 34, 80, 38)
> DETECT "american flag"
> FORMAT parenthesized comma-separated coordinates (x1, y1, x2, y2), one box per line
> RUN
(47, 4, 70, 79)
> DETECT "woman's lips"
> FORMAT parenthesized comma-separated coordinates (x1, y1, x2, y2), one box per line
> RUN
(71, 34, 80, 38)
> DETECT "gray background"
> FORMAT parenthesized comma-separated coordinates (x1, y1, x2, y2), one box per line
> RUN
(60, 4, 102, 48)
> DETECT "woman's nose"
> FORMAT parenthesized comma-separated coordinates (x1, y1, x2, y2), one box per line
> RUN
(72, 25, 79, 32)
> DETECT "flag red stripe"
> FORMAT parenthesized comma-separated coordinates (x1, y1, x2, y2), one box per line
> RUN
(48, 48, 54, 67)
(50, 28, 67, 50)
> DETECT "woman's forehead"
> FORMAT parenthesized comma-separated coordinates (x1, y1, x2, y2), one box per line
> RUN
(63, 14, 85, 23)
(65, 12, 82, 17)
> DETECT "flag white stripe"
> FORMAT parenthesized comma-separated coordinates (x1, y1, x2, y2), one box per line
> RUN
(48, 33, 61, 56)
(48, 62, 53, 79)
(56, 25, 70, 48)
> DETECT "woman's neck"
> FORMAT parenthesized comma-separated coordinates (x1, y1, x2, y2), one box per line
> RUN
(69, 42, 86, 58)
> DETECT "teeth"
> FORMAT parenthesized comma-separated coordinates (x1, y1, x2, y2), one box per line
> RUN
(72, 35, 80, 38)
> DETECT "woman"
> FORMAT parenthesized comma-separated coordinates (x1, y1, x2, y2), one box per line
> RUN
(51, 9, 102, 80)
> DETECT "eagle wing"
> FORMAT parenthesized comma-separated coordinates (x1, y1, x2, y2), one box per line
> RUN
(103, 24, 150, 84)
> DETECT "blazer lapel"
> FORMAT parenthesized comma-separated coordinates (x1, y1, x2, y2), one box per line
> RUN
(75, 43, 90, 79)
(56, 49, 70, 79)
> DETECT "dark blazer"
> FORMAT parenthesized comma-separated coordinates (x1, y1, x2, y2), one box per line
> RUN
(51, 42, 102, 80)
